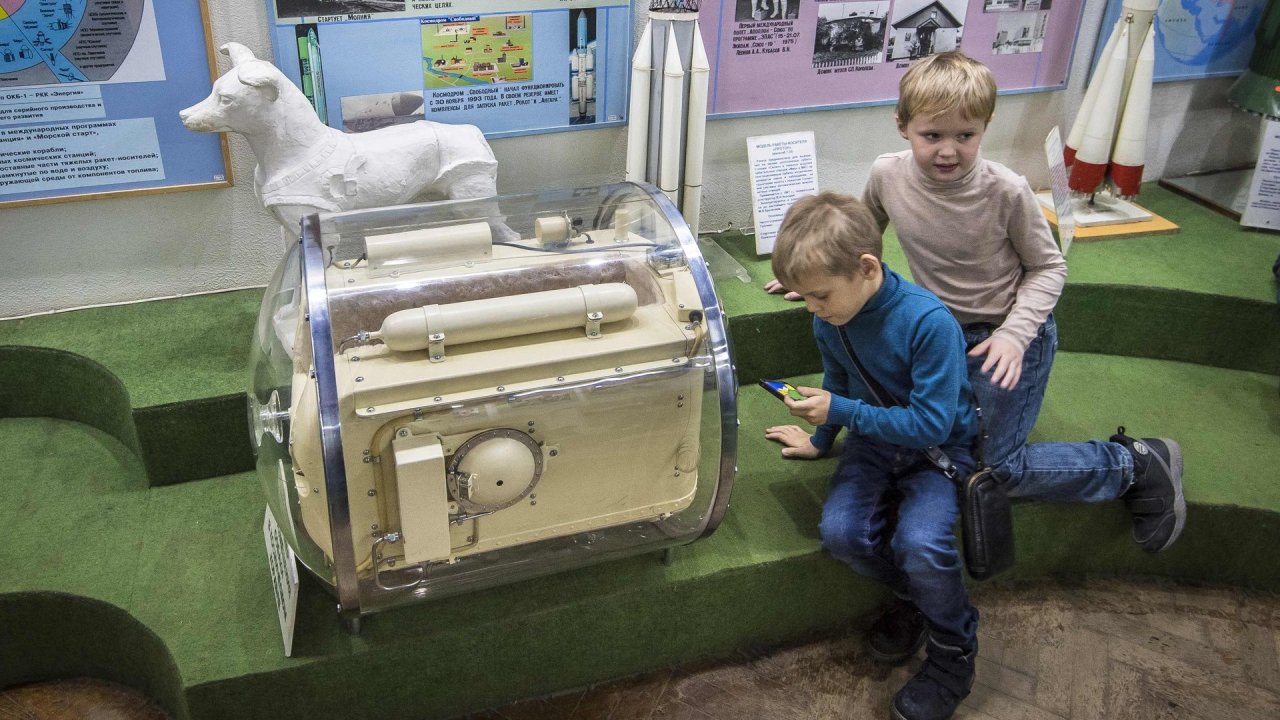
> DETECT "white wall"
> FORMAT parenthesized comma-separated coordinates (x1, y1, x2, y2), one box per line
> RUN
(0, 0, 1261, 318)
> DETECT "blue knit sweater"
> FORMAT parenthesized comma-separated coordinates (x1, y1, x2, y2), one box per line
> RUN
(810, 263, 978, 454)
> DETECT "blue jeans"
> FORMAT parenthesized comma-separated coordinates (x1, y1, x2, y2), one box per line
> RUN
(819, 438, 978, 649)
(963, 315, 1132, 502)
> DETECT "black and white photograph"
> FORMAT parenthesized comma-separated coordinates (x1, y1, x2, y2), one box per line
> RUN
(885, 0, 968, 61)
(1024, 0, 1053, 10)
(983, 0, 1023, 13)
(735, 0, 800, 23)
(812, 1, 889, 68)
(992, 11, 1048, 55)
(274, 0, 406, 21)
(340, 91, 424, 132)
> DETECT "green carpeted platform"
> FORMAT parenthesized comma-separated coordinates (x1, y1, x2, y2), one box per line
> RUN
(2, 185, 1279, 719)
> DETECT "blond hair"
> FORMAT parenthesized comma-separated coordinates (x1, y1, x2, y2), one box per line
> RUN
(771, 193, 882, 289)
(896, 51, 996, 127)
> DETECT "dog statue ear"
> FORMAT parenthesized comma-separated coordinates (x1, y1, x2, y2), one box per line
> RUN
(220, 42, 259, 67)
(236, 64, 281, 102)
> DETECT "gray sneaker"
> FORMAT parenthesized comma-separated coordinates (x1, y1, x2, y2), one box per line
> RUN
(1111, 427, 1186, 553)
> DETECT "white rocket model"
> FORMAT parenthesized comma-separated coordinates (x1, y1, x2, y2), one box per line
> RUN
(625, 1, 710, 235)
(1063, 0, 1158, 200)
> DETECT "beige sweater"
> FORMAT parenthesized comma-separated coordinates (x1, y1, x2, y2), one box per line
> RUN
(863, 150, 1067, 352)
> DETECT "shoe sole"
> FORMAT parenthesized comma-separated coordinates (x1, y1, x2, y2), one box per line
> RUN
(866, 625, 927, 664)
(1144, 439, 1186, 553)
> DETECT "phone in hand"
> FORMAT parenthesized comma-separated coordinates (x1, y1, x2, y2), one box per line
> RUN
(758, 379, 804, 402)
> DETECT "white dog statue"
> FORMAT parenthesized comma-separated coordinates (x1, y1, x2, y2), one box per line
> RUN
(181, 43, 500, 231)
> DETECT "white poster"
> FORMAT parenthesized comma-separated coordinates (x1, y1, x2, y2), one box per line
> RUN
(1241, 120, 1280, 231)
(747, 131, 819, 255)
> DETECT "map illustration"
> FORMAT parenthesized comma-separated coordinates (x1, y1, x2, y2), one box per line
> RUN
(1156, 0, 1263, 69)
(0, 0, 147, 87)
(422, 15, 533, 88)
(1096, 0, 1265, 81)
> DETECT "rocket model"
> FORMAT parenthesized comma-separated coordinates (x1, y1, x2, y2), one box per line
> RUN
(625, 0, 710, 235)
(576, 11, 589, 118)
(1063, 0, 1158, 200)
(569, 11, 596, 122)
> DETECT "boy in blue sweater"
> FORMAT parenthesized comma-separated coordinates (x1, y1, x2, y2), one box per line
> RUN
(765, 192, 978, 720)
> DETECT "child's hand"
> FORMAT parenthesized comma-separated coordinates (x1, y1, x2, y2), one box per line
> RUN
(968, 335, 1024, 390)
(785, 386, 830, 425)
(763, 278, 802, 302)
(764, 424, 824, 459)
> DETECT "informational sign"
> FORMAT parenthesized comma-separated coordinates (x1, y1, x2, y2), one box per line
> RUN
(699, 0, 1084, 118)
(1241, 120, 1280, 231)
(264, 505, 299, 657)
(265, 1, 632, 138)
(1095, 0, 1265, 82)
(1042, 126, 1075, 254)
(747, 130, 818, 255)
(0, 1, 230, 207)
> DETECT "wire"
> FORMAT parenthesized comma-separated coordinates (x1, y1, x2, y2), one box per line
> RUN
(494, 241, 659, 254)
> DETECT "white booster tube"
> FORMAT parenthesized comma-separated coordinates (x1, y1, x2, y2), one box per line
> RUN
(373, 283, 639, 352)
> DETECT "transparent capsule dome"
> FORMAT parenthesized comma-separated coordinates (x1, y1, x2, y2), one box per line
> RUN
(247, 182, 737, 619)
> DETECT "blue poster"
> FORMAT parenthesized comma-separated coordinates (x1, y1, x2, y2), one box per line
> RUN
(265, 1, 631, 138)
(0, 1, 229, 206)
(1094, 0, 1265, 82)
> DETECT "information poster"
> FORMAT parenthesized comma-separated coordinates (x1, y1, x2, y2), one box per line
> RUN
(1094, 0, 1265, 82)
(747, 131, 818, 254)
(699, 0, 1085, 118)
(0, 1, 230, 207)
(266, 1, 632, 138)
(1241, 119, 1280, 231)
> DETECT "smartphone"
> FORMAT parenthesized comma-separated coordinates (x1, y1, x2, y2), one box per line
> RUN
(758, 379, 804, 402)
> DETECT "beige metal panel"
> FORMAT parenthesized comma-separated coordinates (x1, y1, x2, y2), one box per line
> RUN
(391, 433, 453, 565)
(347, 305, 694, 413)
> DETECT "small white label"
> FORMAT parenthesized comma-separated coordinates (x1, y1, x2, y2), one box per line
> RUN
(264, 506, 299, 657)
(747, 131, 819, 255)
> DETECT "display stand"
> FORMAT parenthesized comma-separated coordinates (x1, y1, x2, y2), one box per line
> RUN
(1037, 194, 1179, 240)
(1158, 168, 1255, 221)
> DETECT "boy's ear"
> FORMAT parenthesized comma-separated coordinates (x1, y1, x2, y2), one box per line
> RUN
(858, 253, 880, 277)
(895, 115, 908, 139)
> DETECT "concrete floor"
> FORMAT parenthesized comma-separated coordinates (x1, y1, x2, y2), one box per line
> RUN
(4, 577, 1278, 719)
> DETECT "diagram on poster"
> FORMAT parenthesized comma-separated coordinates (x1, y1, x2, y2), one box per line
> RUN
(264, 1, 629, 137)
(423, 15, 533, 87)
(0, 0, 163, 87)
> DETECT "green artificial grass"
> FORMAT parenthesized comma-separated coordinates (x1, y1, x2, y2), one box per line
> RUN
(0, 289, 261, 408)
(2, 352, 1278, 718)
(2, 187, 1280, 718)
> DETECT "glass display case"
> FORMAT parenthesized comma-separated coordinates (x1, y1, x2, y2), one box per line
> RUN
(248, 182, 737, 622)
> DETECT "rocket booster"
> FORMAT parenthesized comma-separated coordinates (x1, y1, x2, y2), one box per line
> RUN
(624, 10, 710, 234)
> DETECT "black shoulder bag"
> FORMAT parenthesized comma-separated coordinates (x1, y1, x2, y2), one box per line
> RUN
(837, 327, 1014, 580)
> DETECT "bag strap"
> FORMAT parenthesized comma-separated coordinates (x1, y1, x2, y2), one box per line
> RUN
(837, 326, 959, 479)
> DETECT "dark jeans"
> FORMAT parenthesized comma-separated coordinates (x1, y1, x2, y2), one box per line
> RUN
(818, 437, 978, 649)
(963, 315, 1132, 502)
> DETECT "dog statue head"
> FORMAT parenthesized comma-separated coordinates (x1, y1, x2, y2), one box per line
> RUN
(180, 43, 293, 136)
